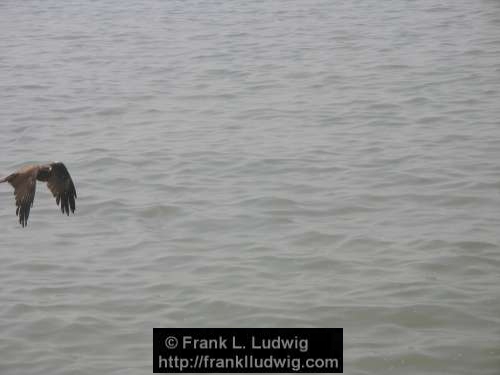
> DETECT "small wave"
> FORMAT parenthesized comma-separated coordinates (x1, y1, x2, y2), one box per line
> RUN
(138, 205, 182, 218)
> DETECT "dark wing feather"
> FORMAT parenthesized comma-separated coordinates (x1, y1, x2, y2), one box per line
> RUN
(46, 162, 77, 215)
(7, 170, 37, 227)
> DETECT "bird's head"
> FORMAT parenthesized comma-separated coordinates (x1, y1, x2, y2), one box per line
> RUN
(37, 165, 52, 181)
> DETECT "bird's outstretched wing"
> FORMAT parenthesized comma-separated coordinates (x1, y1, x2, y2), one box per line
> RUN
(46, 162, 77, 215)
(7, 169, 37, 227)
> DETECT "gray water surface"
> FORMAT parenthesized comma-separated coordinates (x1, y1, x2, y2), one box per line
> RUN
(1, 1, 500, 374)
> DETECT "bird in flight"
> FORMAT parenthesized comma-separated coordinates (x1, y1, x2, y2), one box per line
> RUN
(0, 162, 77, 227)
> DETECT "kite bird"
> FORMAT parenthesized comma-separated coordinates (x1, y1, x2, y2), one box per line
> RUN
(0, 162, 77, 227)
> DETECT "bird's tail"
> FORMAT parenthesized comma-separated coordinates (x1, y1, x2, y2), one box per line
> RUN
(0, 176, 8, 183)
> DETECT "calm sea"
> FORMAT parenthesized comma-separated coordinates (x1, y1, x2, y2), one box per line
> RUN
(1, 1, 499, 374)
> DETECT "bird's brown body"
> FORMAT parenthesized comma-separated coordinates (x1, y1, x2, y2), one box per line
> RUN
(0, 162, 77, 227)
